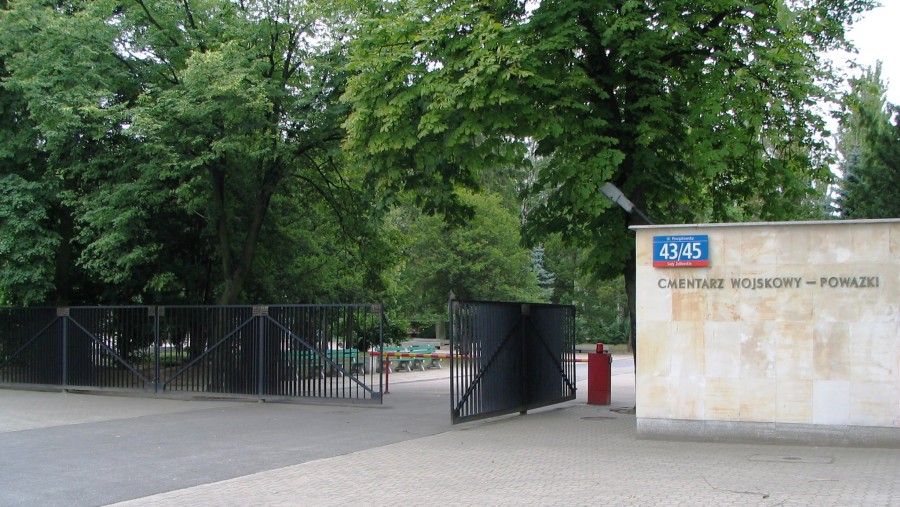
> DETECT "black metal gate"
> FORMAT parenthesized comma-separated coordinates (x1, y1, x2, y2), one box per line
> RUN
(0, 305, 383, 403)
(449, 300, 576, 424)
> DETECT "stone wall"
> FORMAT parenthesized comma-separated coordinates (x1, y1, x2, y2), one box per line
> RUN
(633, 220, 900, 445)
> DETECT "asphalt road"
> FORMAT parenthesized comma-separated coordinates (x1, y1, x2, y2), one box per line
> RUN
(0, 357, 632, 506)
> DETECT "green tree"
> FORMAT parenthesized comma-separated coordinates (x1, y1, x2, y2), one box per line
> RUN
(835, 63, 900, 218)
(342, 0, 872, 351)
(1, 0, 373, 304)
(539, 235, 629, 345)
(383, 190, 542, 329)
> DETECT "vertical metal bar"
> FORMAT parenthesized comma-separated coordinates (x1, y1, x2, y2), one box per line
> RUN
(519, 305, 526, 415)
(378, 308, 384, 399)
(61, 313, 68, 388)
(154, 307, 161, 393)
(449, 299, 454, 418)
(257, 313, 264, 396)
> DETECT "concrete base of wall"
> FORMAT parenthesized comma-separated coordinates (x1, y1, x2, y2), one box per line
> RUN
(637, 417, 900, 448)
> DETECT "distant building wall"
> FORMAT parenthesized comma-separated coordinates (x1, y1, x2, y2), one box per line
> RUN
(632, 219, 900, 446)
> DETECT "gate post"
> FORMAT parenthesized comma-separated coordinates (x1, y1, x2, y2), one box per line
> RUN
(150, 306, 161, 394)
(254, 305, 268, 396)
(58, 307, 69, 388)
(520, 304, 530, 416)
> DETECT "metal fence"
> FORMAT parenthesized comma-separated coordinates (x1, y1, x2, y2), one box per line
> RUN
(450, 300, 576, 424)
(0, 305, 383, 403)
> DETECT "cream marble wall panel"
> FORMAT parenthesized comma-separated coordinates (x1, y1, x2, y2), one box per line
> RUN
(739, 322, 777, 379)
(708, 294, 740, 321)
(809, 227, 855, 264)
(670, 377, 705, 420)
(774, 322, 814, 380)
(669, 321, 705, 378)
(853, 225, 891, 262)
(635, 376, 673, 419)
(776, 227, 812, 264)
(713, 231, 743, 267)
(812, 380, 851, 425)
(892, 226, 900, 256)
(634, 220, 900, 430)
(774, 287, 814, 322)
(813, 321, 851, 381)
(636, 321, 674, 378)
(849, 381, 900, 427)
(672, 290, 706, 322)
(738, 295, 779, 322)
(705, 322, 741, 378)
(741, 229, 777, 265)
(849, 322, 900, 382)
(638, 265, 671, 320)
(738, 378, 777, 422)
(704, 377, 741, 420)
(776, 379, 814, 424)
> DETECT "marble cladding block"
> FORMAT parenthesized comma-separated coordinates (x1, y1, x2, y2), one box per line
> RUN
(774, 322, 814, 380)
(741, 229, 777, 265)
(669, 322, 705, 378)
(892, 227, 900, 256)
(812, 380, 851, 425)
(672, 290, 706, 321)
(776, 228, 812, 264)
(776, 379, 814, 424)
(853, 225, 892, 262)
(635, 377, 673, 419)
(738, 378, 777, 422)
(813, 322, 851, 381)
(704, 322, 741, 378)
(704, 378, 741, 420)
(636, 321, 674, 378)
(850, 322, 900, 382)
(850, 381, 900, 427)
(635, 221, 900, 429)
(739, 323, 776, 379)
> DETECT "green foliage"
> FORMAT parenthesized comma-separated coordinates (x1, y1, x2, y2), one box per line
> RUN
(1, 0, 378, 305)
(343, 0, 872, 350)
(0, 174, 58, 304)
(383, 190, 542, 326)
(835, 64, 900, 218)
(540, 235, 629, 345)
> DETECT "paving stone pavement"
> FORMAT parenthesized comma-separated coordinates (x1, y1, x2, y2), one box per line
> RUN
(107, 359, 900, 507)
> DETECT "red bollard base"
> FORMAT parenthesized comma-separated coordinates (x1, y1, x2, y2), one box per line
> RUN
(586, 350, 612, 406)
(587, 389, 611, 405)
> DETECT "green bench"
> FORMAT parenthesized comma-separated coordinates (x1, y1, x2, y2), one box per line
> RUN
(408, 345, 442, 370)
(378, 346, 413, 372)
(285, 349, 325, 379)
(286, 348, 366, 378)
(326, 348, 367, 375)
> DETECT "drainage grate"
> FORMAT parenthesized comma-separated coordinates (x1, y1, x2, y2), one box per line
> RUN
(581, 416, 617, 421)
(749, 454, 834, 464)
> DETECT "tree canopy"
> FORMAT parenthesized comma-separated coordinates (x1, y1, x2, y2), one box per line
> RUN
(342, 0, 874, 345)
(0, 0, 880, 348)
(834, 63, 900, 218)
(0, 0, 381, 305)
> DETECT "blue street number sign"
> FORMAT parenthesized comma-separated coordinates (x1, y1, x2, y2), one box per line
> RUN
(652, 235, 709, 268)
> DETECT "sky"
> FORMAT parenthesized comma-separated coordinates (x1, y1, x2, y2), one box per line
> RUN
(840, 1, 900, 105)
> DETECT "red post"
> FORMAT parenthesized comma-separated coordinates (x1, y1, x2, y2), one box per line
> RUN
(587, 343, 611, 405)
(383, 351, 390, 394)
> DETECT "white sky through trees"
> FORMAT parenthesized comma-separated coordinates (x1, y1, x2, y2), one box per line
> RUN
(844, 2, 900, 105)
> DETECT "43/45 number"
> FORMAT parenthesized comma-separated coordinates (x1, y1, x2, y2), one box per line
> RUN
(658, 242, 702, 260)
